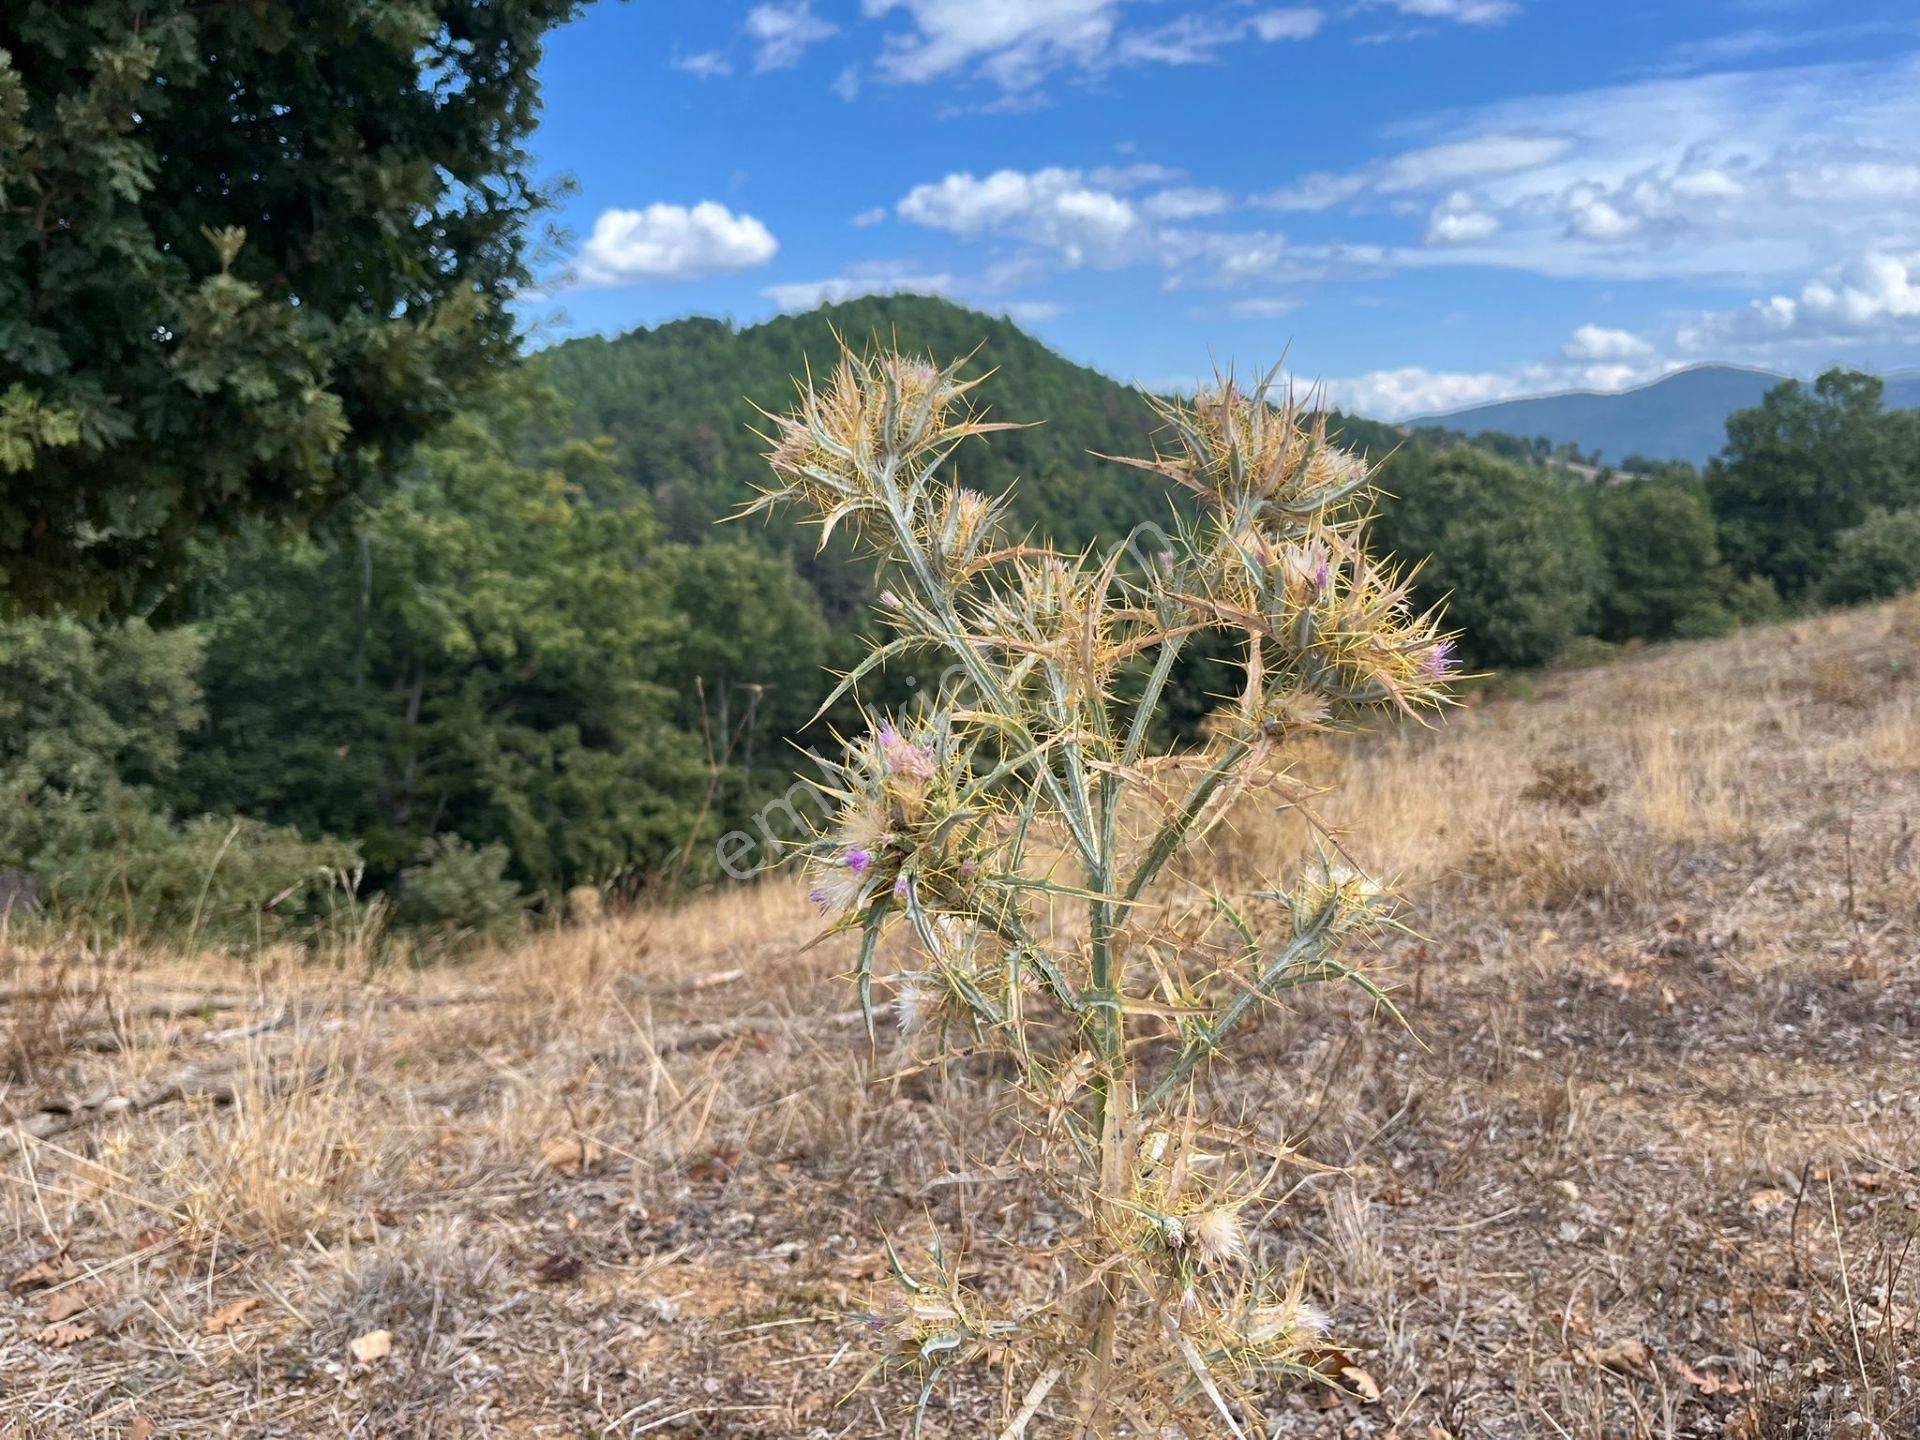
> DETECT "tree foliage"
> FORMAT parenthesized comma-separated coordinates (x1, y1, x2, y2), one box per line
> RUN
(1369, 446, 1599, 668)
(0, 0, 583, 614)
(175, 382, 707, 894)
(1708, 370, 1920, 599)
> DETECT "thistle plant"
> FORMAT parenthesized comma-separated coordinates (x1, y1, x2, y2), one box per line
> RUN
(749, 345, 1455, 1437)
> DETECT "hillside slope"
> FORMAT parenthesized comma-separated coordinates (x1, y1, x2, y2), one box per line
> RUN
(1415, 364, 1783, 465)
(1417, 362, 1920, 465)
(4, 595, 1915, 1435)
(534, 296, 1166, 615)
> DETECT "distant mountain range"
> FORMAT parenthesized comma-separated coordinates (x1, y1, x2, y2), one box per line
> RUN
(1414, 365, 1920, 466)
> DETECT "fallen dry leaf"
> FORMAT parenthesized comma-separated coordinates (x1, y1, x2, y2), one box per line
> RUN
(37, 1321, 95, 1348)
(1748, 1187, 1792, 1214)
(539, 1136, 595, 1176)
(204, 1296, 261, 1334)
(1338, 1364, 1381, 1401)
(45, 1284, 97, 1323)
(1676, 1360, 1747, 1395)
(130, 1420, 153, 1440)
(11, 1255, 76, 1292)
(349, 1328, 392, 1363)
(1588, 1338, 1652, 1374)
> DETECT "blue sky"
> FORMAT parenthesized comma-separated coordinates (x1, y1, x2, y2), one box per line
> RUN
(527, 0, 1920, 417)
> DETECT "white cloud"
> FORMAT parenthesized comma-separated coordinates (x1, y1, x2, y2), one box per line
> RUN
(897, 167, 1144, 263)
(1564, 189, 1641, 242)
(862, 0, 1321, 93)
(1678, 250, 1920, 353)
(1378, 134, 1572, 191)
(832, 63, 862, 99)
(575, 203, 779, 287)
(673, 51, 732, 79)
(864, 0, 1120, 89)
(1380, 0, 1520, 24)
(1564, 324, 1652, 361)
(1251, 8, 1325, 42)
(850, 206, 888, 227)
(1115, 8, 1323, 65)
(762, 270, 956, 311)
(747, 2, 838, 72)
(1328, 356, 1668, 420)
(1141, 186, 1233, 220)
(1262, 56, 1920, 284)
(1228, 296, 1302, 318)
(999, 299, 1067, 322)
(1424, 191, 1499, 244)
(1261, 171, 1369, 212)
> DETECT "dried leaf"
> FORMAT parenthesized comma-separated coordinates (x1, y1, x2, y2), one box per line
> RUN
(1675, 1360, 1747, 1396)
(540, 1136, 594, 1176)
(204, 1296, 261, 1334)
(349, 1328, 392, 1363)
(11, 1255, 76, 1291)
(130, 1421, 154, 1440)
(1339, 1364, 1381, 1401)
(1588, 1338, 1652, 1374)
(37, 1321, 95, 1348)
(1748, 1187, 1792, 1214)
(45, 1285, 97, 1323)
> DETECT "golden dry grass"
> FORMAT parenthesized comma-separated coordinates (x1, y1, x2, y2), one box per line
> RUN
(3, 595, 1918, 1437)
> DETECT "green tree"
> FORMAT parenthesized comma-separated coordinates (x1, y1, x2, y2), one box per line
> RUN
(1591, 479, 1729, 641)
(1818, 508, 1920, 607)
(1371, 447, 1599, 668)
(0, 0, 583, 615)
(1708, 369, 1920, 598)
(177, 384, 707, 892)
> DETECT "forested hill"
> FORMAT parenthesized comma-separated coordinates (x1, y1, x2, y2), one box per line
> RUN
(534, 296, 1169, 616)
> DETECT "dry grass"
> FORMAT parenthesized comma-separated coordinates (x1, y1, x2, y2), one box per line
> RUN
(3, 596, 1919, 1436)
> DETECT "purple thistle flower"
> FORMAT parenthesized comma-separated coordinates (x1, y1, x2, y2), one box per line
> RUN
(876, 721, 899, 747)
(958, 859, 978, 880)
(894, 874, 910, 899)
(1156, 549, 1177, 573)
(845, 848, 872, 874)
(1313, 557, 1330, 590)
(808, 887, 831, 910)
(1421, 639, 1455, 679)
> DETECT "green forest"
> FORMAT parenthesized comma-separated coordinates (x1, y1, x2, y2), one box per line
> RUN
(6, 5, 1920, 951)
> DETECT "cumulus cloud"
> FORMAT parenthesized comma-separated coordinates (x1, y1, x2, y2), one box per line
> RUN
(747, 2, 838, 72)
(1424, 191, 1499, 244)
(575, 203, 778, 287)
(1564, 324, 1653, 361)
(897, 167, 1145, 263)
(1678, 250, 1920, 353)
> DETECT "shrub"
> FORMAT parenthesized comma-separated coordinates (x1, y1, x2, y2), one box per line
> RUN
(1818, 507, 1920, 607)
(10, 787, 354, 947)
(754, 348, 1454, 1433)
(395, 835, 528, 949)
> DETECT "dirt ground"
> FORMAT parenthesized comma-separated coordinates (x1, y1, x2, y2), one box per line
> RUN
(3, 597, 1918, 1438)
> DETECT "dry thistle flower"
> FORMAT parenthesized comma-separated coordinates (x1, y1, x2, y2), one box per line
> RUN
(753, 343, 1455, 1437)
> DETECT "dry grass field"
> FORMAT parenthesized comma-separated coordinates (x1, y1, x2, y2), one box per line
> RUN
(3, 596, 1918, 1438)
